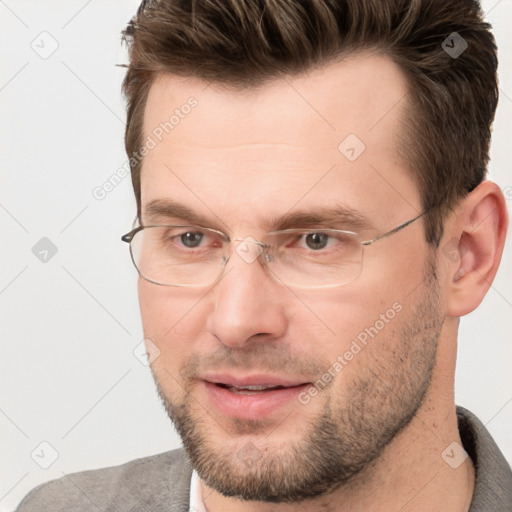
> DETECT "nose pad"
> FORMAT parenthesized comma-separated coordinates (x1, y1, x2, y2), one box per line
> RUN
(224, 238, 276, 285)
(233, 236, 266, 265)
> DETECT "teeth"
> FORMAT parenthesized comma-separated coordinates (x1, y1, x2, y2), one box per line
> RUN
(236, 385, 280, 390)
(225, 384, 284, 394)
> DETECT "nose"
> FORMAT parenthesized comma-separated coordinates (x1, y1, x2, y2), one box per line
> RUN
(205, 238, 288, 348)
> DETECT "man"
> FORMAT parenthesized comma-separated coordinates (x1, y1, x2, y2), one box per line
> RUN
(16, 0, 511, 510)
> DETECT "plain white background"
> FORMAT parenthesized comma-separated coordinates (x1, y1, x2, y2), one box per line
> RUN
(1, 1, 510, 510)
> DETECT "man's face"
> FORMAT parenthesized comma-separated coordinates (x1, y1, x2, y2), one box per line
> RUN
(138, 54, 442, 501)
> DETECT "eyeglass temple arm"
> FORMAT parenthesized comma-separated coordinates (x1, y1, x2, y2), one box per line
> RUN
(121, 226, 144, 243)
(361, 210, 429, 246)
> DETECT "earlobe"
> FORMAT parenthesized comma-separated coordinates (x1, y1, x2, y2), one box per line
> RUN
(444, 181, 508, 317)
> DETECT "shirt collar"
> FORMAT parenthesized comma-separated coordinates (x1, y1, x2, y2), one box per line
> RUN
(189, 469, 209, 512)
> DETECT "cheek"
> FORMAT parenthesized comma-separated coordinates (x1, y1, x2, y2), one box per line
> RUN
(138, 280, 203, 368)
(301, 246, 425, 355)
(358, 235, 427, 309)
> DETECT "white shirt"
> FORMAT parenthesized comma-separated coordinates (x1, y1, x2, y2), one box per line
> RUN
(189, 470, 209, 512)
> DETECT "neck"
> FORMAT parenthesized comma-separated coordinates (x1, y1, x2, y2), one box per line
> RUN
(201, 322, 475, 512)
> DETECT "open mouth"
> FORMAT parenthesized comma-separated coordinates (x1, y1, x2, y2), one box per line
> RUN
(202, 378, 312, 419)
(214, 383, 292, 395)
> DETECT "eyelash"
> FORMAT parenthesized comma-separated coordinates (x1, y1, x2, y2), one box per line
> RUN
(169, 229, 346, 253)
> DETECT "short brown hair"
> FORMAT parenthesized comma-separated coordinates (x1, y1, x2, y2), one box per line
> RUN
(122, 0, 498, 245)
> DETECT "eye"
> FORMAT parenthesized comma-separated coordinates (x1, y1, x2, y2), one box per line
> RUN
(289, 230, 354, 254)
(169, 228, 225, 251)
(304, 232, 329, 250)
(294, 232, 335, 251)
(179, 231, 204, 248)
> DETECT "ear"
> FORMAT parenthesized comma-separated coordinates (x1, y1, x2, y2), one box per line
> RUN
(442, 180, 509, 317)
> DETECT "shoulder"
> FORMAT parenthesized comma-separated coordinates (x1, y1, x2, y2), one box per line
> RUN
(15, 448, 193, 512)
(456, 406, 512, 511)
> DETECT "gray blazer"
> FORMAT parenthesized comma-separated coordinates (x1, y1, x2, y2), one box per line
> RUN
(15, 407, 512, 511)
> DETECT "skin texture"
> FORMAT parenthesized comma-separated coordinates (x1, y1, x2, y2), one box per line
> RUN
(137, 53, 508, 511)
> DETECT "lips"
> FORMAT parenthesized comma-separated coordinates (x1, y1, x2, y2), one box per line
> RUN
(203, 373, 309, 390)
(200, 373, 311, 420)
(204, 373, 308, 385)
(215, 383, 289, 395)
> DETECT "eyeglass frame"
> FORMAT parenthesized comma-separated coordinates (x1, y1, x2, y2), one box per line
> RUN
(121, 209, 430, 288)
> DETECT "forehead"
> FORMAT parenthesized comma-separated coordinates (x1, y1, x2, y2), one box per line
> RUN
(140, 53, 420, 229)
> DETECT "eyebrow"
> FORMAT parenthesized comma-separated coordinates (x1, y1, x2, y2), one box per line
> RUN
(143, 199, 374, 233)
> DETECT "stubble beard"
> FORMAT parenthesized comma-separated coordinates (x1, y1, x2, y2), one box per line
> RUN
(153, 263, 442, 503)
